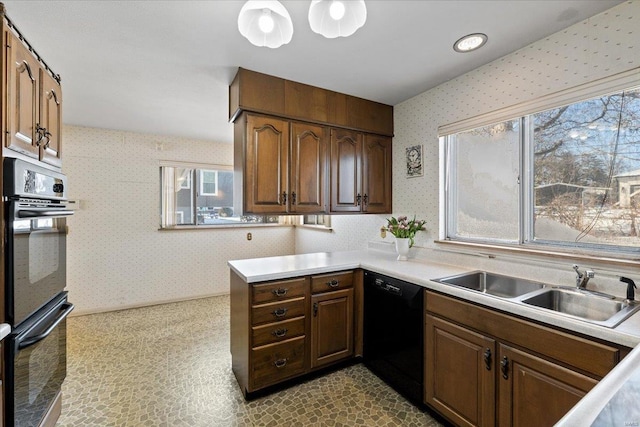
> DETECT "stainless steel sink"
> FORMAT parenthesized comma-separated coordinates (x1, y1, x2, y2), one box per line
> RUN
(520, 288, 640, 328)
(434, 271, 546, 299)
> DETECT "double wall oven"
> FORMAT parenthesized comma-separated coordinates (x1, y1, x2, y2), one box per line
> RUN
(3, 158, 74, 427)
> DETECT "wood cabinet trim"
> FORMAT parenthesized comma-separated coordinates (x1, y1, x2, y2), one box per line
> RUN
(230, 68, 393, 136)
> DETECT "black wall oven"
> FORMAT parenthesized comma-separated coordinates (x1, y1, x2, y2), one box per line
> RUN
(4, 158, 74, 427)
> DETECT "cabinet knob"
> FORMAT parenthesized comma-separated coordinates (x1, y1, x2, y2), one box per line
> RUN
(281, 192, 287, 204)
(356, 193, 362, 206)
(272, 308, 288, 318)
(501, 356, 509, 380)
(363, 194, 369, 205)
(291, 191, 297, 205)
(484, 348, 492, 371)
(272, 328, 288, 338)
(272, 288, 288, 297)
(326, 279, 339, 288)
(273, 358, 288, 368)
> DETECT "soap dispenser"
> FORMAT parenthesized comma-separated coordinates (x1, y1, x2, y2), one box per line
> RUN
(620, 277, 637, 303)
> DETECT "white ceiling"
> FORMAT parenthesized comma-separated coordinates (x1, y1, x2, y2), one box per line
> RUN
(2, 0, 623, 143)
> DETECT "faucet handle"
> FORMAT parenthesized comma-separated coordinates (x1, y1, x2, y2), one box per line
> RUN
(586, 270, 595, 279)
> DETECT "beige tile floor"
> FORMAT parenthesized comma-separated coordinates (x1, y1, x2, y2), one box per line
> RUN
(58, 295, 443, 426)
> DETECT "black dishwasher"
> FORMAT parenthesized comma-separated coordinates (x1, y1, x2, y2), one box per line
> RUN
(363, 271, 424, 405)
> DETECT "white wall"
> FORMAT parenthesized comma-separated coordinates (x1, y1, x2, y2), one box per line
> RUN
(63, 126, 295, 315)
(300, 1, 640, 262)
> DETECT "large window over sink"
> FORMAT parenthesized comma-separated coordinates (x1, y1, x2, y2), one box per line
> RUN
(443, 83, 640, 254)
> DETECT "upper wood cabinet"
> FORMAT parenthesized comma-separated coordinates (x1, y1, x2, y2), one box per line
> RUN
(236, 114, 328, 214)
(5, 31, 63, 167)
(330, 129, 392, 213)
(230, 68, 393, 136)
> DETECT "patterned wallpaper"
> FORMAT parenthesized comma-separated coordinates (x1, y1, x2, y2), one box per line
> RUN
(63, 126, 295, 315)
(63, 2, 639, 313)
(299, 1, 639, 255)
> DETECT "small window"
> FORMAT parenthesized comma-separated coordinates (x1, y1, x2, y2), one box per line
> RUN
(301, 215, 331, 228)
(160, 163, 273, 228)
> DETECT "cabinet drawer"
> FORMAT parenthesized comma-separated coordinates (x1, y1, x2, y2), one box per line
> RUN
(251, 336, 306, 390)
(252, 278, 306, 305)
(252, 316, 306, 347)
(311, 271, 354, 294)
(252, 297, 306, 326)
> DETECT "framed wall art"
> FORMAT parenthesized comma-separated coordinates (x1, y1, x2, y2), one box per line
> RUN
(406, 145, 423, 178)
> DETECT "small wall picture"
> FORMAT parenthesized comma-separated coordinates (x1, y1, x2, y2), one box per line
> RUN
(406, 145, 423, 178)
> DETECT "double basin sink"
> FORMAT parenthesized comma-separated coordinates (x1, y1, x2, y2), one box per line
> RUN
(433, 271, 640, 328)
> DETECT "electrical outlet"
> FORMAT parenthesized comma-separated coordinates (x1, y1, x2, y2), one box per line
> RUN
(380, 227, 387, 238)
(247, 232, 252, 241)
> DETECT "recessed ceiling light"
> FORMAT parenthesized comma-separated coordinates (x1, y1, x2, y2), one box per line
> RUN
(453, 33, 488, 53)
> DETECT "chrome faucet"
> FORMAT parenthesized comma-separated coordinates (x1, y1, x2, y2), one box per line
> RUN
(573, 265, 594, 289)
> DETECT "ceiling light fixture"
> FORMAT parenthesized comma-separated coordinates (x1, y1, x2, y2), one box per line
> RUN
(308, 0, 367, 39)
(238, 1, 293, 48)
(453, 33, 488, 53)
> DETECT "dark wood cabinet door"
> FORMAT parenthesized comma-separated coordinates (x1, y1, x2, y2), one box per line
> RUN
(310, 288, 354, 368)
(330, 128, 362, 212)
(425, 314, 496, 427)
(362, 134, 392, 213)
(497, 344, 597, 427)
(6, 32, 39, 158)
(245, 115, 290, 213)
(39, 70, 63, 168)
(290, 122, 328, 213)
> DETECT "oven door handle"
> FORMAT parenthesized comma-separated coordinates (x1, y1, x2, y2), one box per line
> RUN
(17, 209, 74, 219)
(18, 303, 75, 350)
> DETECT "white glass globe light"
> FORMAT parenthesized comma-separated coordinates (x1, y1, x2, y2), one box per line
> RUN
(238, 1, 293, 48)
(309, 0, 367, 39)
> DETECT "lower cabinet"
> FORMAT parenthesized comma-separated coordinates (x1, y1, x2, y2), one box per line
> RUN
(426, 315, 495, 427)
(230, 269, 357, 396)
(497, 344, 596, 427)
(311, 288, 354, 368)
(425, 290, 624, 427)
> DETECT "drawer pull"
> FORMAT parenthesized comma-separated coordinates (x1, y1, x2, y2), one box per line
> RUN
(484, 348, 492, 371)
(274, 358, 288, 368)
(272, 288, 288, 297)
(326, 279, 339, 288)
(272, 308, 288, 318)
(272, 328, 288, 338)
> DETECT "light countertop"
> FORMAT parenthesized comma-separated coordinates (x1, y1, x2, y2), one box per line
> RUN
(228, 249, 640, 348)
(228, 248, 640, 427)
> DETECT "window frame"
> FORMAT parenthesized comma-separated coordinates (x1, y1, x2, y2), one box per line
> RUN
(441, 72, 640, 257)
(160, 161, 281, 229)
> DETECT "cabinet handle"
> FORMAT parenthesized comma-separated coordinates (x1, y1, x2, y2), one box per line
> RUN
(356, 193, 362, 206)
(272, 308, 288, 318)
(272, 328, 288, 338)
(274, 358, 288, 368)
(483, 348, 492, 371)
(326, 279, 339, 288)
(501, 356, 509, 380)
(313, 302, 318, 316)
(281, 192, 287, 204)
(363, 194, 369, 205)
(291, 191, 297, 205)
(272, 288, 288, 297)
(35, 123, 46, 147)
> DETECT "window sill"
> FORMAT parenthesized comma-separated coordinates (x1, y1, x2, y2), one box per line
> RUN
(295, 224, 333, 232)
(434, 239, 640, 269)
(159, 223, 291, 231)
